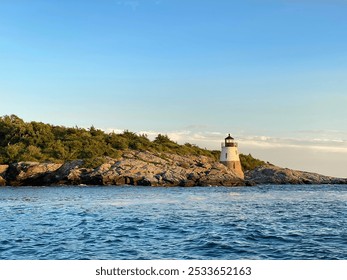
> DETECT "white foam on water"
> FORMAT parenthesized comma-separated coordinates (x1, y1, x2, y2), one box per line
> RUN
(188, 196, 206, 201)
(229, 192, 241, 196)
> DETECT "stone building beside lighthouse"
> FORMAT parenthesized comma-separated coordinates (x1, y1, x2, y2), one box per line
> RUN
(220, 134, 244, 179)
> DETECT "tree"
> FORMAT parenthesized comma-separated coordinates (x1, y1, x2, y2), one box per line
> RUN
(0, 114, 267, 168)
(154, 134, 172, 144)
(5, 143, 25, 162)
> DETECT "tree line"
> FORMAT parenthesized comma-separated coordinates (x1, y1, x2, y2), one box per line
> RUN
(0, 115, 265, 170)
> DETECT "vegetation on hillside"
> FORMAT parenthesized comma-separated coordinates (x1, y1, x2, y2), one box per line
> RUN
(0, 115, 266, 170)
(239, 153, 266, 171)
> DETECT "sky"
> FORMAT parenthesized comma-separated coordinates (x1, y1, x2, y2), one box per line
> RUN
(1, 0, 347, 177)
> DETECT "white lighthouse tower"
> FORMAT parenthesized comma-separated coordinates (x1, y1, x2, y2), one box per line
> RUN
(220, 134, 244, 179)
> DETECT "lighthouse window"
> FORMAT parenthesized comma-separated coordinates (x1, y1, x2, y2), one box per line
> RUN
(235, 151, 237, 155)
(225, 153, 227, 159)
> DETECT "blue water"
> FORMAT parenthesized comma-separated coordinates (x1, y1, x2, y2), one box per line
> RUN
(0, 185, 346, 260)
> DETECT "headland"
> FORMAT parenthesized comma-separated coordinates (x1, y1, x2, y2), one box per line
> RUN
(1, 115, 346, 187)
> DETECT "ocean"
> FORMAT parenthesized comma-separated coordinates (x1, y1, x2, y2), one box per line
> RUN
(0, 185, 346, 260)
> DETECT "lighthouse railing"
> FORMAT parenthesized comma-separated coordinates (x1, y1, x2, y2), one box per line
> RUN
(221, 142, 238, 148)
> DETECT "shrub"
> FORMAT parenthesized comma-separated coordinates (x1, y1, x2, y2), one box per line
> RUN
(239, 153, 266, 171)
(0, 115, 266, 170)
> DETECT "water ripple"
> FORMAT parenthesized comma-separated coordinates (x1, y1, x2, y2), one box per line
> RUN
(0, 185, 346, 259)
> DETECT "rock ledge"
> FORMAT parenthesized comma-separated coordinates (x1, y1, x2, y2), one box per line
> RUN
(246, 164, 347, 185)
(0, 151, 244, 187)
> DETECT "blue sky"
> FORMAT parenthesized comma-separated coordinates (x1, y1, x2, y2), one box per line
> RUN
(1, 0, 347, 176)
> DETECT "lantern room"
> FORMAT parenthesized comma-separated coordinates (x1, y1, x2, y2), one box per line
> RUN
(223, 134, 238, 147)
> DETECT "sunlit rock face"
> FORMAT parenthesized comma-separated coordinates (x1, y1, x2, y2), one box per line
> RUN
(0, 151, 245, 187)
(246, 164, 347, 185)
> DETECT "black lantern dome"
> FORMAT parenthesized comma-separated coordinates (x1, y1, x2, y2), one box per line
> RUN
(225, 134, 236, 147)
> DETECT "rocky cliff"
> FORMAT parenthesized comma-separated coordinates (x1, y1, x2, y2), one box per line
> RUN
(0, 150, 244, 187)
(245, 164, 347, 185)
(1, 151, 346, 187)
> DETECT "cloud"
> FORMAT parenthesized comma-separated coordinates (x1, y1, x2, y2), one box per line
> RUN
(103, 128, 122, 134)
(101, 127, 347, 153)
(99, 127, 347, 177)
(240, 135, 347, 153)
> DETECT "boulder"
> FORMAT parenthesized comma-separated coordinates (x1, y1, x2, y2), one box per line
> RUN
(246, 165, 347, 185)
(198, 174, 244, 186)
(43, 160, 84, 185)
(0, 165, 9, 177)
(0, 176, 6, 186)
(5, 162, 62, 186)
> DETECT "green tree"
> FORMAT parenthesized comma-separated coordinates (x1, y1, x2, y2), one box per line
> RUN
(5, 143, 25, 162)
(239, 153, 266, 171)
(0, 114, 267, 168)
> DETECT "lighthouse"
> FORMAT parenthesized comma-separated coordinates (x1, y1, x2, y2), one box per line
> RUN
(220, 134, 244, 179)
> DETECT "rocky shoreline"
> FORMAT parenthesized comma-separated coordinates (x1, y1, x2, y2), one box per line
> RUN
(0, 150, 244, 187)
(245, 164, 347, 185)
(0, 150, 346, 187)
